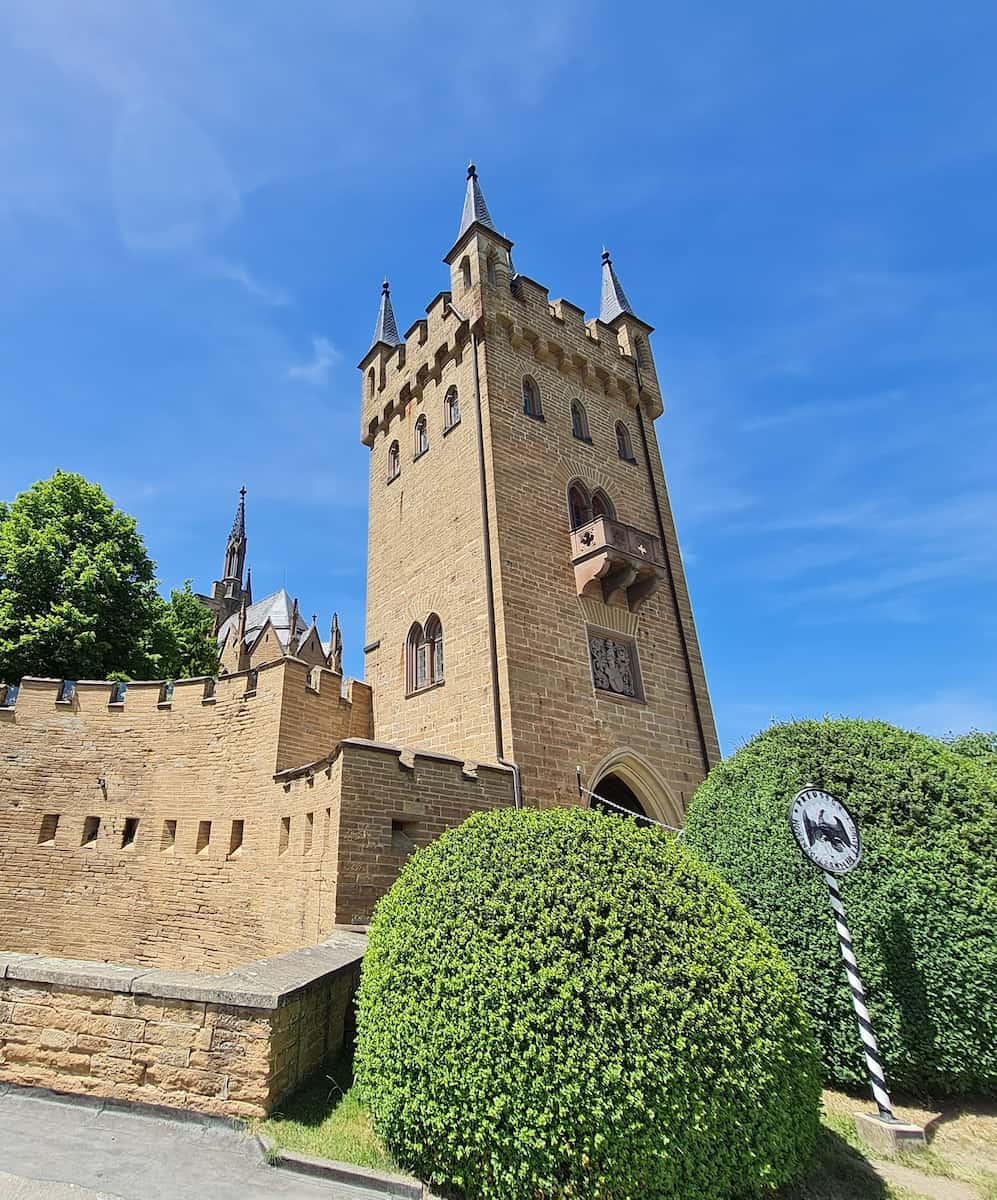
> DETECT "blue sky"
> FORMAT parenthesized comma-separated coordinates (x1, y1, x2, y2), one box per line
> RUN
(2, 1, 995, 751)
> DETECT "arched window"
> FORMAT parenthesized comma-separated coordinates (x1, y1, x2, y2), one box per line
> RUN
(387, 440, 400, 482)
(414, 414, 429, 459)
(460, 257, 472, 291)
(571, 400, 591, 442)
(406, 617, 444, 694)
(591, 489, 616, 521)
(615, 421, 635, 462)
(444, 386, 460, 431)
(568, 481, 592, 530)
(424, 614, 444, 684)
(522, 376, 543, 420)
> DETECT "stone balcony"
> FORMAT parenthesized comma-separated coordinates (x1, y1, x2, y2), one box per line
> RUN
(570, 516, 667, 612)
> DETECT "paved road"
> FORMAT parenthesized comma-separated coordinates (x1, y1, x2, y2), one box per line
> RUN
(0, 1086, 387, 1200)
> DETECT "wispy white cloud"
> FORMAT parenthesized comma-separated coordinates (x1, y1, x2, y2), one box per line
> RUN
(206, 258, 290, 307)
(287, 336, 340, 386)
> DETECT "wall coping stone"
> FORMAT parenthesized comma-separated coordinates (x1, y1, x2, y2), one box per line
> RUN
(0, 931, 366, 1010)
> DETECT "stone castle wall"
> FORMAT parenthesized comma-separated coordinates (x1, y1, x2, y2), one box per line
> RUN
(0, 661, 513, 971)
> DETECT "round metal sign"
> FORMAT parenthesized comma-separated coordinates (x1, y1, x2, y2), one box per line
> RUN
(789, 787, 861, 875)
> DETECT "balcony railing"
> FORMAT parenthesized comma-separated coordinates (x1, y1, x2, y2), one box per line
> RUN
(570, 516, 663, 567)
(570, 516, 666, 612)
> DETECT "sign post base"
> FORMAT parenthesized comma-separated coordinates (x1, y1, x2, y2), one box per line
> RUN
(853, 1112, 927, 1155)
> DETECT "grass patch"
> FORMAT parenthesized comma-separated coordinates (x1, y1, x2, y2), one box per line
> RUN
(257, 1068, 996, 1200)
(255, 1053, 398, 1175)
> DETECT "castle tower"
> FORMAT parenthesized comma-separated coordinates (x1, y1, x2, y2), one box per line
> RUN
(360, 166, 720, 821)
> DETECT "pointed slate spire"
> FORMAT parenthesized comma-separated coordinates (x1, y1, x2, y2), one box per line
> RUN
(599, 249, 636, 323)
(244, 565, 253, 606)
(370, 280, 402, 350)
(457, 162, 496, 240)
(230, 486, 247, 540)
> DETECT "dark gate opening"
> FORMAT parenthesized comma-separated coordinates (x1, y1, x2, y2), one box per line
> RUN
(590, 774, 653, 827)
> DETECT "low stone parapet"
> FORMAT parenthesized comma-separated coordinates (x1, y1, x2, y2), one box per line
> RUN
(0, 931, 365, 1118)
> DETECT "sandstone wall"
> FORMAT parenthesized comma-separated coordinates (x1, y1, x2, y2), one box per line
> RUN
(0, 661, 366, 970)
(0, 934, 364, 1118)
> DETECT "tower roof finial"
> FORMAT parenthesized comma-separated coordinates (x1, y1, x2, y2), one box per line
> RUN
(370, 278, 402, 350)
(457, 160, 496, 240)
(599, 247, 636, 323)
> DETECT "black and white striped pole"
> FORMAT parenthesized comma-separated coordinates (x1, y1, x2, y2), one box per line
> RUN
(789, 787, 925, 1152)
(822, 868, 893, 1119)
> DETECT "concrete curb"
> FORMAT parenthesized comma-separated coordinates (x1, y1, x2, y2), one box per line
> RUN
(255, 1133, 426, 1198)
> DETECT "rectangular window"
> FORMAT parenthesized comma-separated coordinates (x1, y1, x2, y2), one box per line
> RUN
(416, 644, 428, 689)
(228, 819, 244, 858)
(161, 819, 177, 852)
(279, 815, 290, 855)
(588, 628, 644, 702)
(121, 817, 139, 848)
(38, 814, 59, 846)
(196, 820, 211, 855)
(81, 816, 100, 846)
(304, 811, 314, 854)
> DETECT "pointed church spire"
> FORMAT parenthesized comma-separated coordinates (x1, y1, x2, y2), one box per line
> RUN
(370, 279, 402, 350)
(457, 162, 496, 240)
(329, 611, 343, 674)
(223, 486, 247, 583)
(244, 565, 253, 606)
(599, 249, 636, 323)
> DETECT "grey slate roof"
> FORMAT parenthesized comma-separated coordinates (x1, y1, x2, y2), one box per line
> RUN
(370, 280, 402, 350)
(457, 163, 496, 239)
(216, 587, 309, 651)
(599, 249, 635, 323)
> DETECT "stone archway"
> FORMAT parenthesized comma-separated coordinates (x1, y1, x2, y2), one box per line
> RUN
(585, 748, 684, 829)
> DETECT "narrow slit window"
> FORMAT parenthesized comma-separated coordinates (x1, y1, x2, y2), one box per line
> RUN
(387, 439, 400, 482)
(161, 819, 177, 852)
(196, 820, 211, 855)
(279, 815, 290, 855)
(444, 386, 460, 431)
(522, 377, 543, 420)
(616, 421, 635, 462)
(81, 816, 100, 846)
(121, 817, 139, 848)
(414, 414, 429, 459)
(571, 400, 591, 442)
(38, 814, 59, 846)
(228, 819, 244, 858)
(304, 811, 314, 854)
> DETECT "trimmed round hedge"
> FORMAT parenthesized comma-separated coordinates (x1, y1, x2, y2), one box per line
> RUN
(356, 806, 820, 1200)
(684, 719, 997, 1099)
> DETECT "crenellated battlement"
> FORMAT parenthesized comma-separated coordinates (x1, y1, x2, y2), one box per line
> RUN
(359, 246, 662, 447)
(0, 657, 373, 777)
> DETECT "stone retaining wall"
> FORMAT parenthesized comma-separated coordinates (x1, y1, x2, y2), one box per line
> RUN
(0, 932, 365, 1118)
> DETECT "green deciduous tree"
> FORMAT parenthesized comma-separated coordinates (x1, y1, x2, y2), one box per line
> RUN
(0, 472, 216, 684)
(155, 581, 219, 680)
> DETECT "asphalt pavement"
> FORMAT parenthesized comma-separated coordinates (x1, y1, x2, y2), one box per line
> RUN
(0, 1085, 387, 1200)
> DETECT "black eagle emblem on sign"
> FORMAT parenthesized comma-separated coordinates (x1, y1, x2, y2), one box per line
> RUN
(803, 808, 852, 853)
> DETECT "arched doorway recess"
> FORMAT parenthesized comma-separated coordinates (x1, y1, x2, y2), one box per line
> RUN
(585, 749, 684, 829)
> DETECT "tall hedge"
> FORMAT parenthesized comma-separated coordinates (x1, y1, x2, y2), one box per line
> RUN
(356, 807, 820, 1200)
(684, 719, 997, 1098)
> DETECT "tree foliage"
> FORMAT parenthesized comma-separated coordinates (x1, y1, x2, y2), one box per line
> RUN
(156, 581, 219, 679)
(0, 472, 217, 683)
(684, 719, 997, 1099)
(944, 730, 997, 778)
(356, 806, 821, 1200)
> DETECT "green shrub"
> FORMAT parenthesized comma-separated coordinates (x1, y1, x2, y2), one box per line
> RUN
(684, 719, 997, 1098)
(355, 806, 821, 1200)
